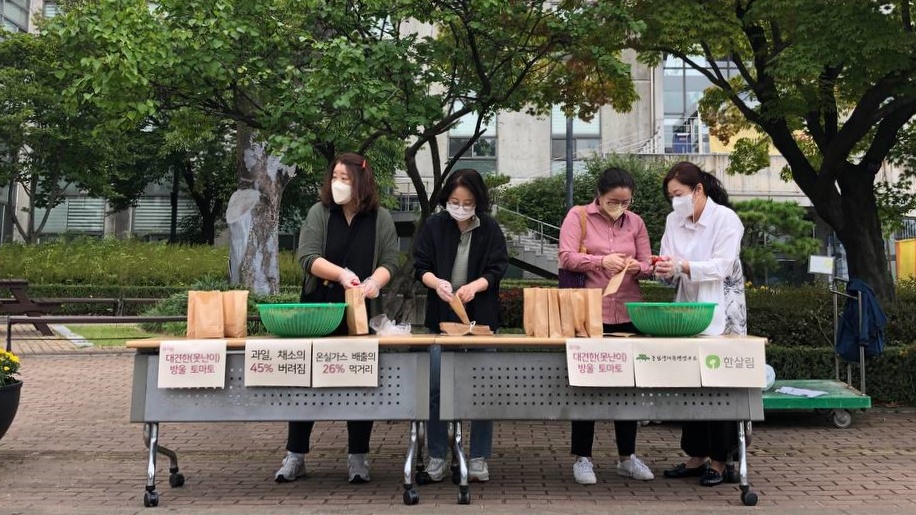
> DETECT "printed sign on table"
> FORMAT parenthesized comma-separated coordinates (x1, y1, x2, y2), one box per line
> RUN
(633, 339, 701, 387)
(566, 338, 635, 387)
(158, 339, 227, 389)
(244, 339, 312, 387)
(311, 338, 379, 388)
(698, 338, 767, 388)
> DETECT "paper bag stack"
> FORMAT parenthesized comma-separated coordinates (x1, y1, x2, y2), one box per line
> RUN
(523, 288, 603, 338)
(186, 290, 249, 338)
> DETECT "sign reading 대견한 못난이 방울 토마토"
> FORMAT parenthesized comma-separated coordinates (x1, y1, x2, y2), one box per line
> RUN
(565, 338, 635, 387)
(157, 339, 227, 389)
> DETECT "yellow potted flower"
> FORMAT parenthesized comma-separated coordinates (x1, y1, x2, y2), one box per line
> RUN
(0, 348, 22, 441)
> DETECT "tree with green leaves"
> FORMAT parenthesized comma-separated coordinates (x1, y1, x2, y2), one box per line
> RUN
(631, 0, 916, 302)
(733, 199, 820, 285)
(0, 32, 119, 242)
(48, 0, 415, 294)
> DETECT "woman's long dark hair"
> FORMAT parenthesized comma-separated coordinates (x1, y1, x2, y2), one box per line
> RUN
(662, 161, 731, 209)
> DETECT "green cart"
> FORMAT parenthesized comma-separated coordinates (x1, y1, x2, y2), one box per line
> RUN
(762, 279, 872, 428)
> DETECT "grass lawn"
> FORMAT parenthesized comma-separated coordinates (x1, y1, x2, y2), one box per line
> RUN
(62, 324, 161, 347)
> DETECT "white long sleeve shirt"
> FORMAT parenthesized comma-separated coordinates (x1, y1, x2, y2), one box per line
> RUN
(659, 198, 747, 336)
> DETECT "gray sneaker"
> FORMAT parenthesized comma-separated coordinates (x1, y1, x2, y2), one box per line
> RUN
(426, 457, 448, 482)
(468, 457, 489, 482)
(348, 453, 370, 483)
(275, 452, 305, 483)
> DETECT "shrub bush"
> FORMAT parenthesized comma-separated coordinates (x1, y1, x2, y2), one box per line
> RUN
(0, 238, 304, 286)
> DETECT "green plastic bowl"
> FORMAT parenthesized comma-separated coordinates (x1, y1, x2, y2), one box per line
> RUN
(625, 302, 716, 336)
(257, 303, 346, 337)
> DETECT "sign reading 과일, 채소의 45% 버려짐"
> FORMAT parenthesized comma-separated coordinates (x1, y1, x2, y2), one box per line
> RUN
(244, 339, 312, 387)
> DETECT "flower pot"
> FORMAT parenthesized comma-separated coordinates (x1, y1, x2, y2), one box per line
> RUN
(0, 380, 22, 442)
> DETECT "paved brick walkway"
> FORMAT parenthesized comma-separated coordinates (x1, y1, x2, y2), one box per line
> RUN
(3, 328, 916, 514)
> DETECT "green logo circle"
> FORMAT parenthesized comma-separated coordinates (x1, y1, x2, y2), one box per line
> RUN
(705, 354, 721, 369)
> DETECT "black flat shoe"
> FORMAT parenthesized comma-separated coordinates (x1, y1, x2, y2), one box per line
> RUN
(663, 462, 708, 479)
(699, 467, 725, 487)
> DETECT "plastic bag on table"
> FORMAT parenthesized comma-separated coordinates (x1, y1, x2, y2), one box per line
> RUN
(369, 314, 412, 335)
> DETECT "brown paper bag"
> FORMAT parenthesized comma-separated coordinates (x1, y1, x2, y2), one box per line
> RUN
(557, 289, 577, 338)
(584, 288, 604, 337)
(547, 288, 563, 338)
(439, 322, 494, 336)
(523, 288, 550, 338)
(345, 288, 369, 335)
(571, 289, 589, 337)
(222, 290, 249, 338)
(186, 290, 225, 339)
(523, 288, 535, 336)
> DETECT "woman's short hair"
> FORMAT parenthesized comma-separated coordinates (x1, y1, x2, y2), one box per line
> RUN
(319, 152, 379, 212)
(438, 168, 490, 214)
(596, 167, 636, 196)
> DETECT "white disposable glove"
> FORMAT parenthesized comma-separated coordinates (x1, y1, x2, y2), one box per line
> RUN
(338, 268, 360, 289)
(436, 279, 453, 302)
(361, 277, 381, 299)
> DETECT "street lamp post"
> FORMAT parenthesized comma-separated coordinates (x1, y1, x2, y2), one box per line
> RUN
(565, 115, 574, 212)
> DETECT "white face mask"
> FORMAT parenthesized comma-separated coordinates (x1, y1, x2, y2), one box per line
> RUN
(331, 180, 352, 205)
(604, 204, 625, 220)
(446, 203, 475, 222)
(671, 192, 695, 219)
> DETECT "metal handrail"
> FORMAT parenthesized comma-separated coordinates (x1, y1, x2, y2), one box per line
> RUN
(493, 205, 560, 254)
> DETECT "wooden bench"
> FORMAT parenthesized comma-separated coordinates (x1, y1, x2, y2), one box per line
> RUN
(0, 279, 55, 335)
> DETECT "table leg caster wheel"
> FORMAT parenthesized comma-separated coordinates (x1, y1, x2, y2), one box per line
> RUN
(168, 472, 185, 488)
(143, 490, 159, 507)
(832, 409, 853, 429)
(457, 486, 471, 505)
(415, 471, 431, 485)
(741, 490, 758, 506)
(403, 488, 420, 505)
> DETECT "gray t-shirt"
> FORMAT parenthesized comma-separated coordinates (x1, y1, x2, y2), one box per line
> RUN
(449, 216, 481, 288)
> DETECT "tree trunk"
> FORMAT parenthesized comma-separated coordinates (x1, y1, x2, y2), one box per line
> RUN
(830, 164, 895, 304)
(227, 126, 295, 295)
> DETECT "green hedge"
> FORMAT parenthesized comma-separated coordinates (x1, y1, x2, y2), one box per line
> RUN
(0, 238, 304, 286)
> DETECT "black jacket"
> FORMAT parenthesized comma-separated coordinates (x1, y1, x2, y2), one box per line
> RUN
(413, 211, 509, 332)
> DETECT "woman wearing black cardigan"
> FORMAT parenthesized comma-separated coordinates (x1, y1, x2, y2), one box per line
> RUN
(413, 168, 509, 483)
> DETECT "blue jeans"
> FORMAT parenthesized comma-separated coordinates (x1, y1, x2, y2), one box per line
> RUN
(427, 344, 493, 459)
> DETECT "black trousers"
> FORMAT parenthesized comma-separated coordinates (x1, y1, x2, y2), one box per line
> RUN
(286, 421, 374, 454)
(680, 421, 738, 463)
(570, 321, 640, 458)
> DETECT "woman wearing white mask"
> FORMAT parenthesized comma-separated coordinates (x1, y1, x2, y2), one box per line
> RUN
(654, 161, 747, 487)
(275, 152, 399, 485)
(558, 167, 655, 485)
(413, 168, 509, 483)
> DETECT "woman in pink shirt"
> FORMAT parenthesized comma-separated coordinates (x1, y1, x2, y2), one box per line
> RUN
(558, 167, 654, 486)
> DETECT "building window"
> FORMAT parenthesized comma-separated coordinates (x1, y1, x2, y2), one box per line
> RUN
(43, 1, 59, 18)
(448, 105, 497, 159)
(663, 56, 741, 154)
(0, 0, 30, 33)
(550, 106, 600, 173)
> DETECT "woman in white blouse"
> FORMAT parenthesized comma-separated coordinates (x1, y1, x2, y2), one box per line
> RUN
(653, 161, 747, 487)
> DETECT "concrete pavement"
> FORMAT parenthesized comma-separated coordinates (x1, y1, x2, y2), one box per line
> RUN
(3, 326, 916, 514)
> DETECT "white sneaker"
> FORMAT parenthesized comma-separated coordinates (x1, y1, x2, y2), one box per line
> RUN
(617, 454, 654, 480)
(274, 452, 305, 482)
(468, 457, 489, 482)
(573, 456, 597, 485)
(348, 453, 370, 483)
(426, 457, 448, 482)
